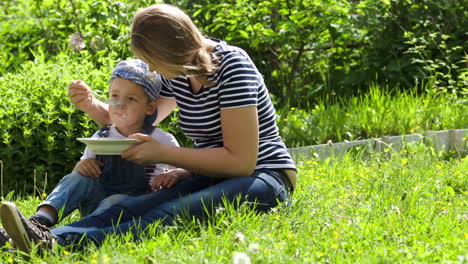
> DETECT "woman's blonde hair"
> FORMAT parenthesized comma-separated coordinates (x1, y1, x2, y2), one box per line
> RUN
(131, 4, 218, 85)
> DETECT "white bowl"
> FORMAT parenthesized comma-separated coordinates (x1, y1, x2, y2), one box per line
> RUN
(77, 138, 142, 155)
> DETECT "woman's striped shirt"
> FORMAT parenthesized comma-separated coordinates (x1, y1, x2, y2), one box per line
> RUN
(159, 40, 296, 171)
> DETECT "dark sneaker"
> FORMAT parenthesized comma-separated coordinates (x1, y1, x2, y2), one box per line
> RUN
(0, 202, 55, 253)
(0, 227, 11, 247)
(30, 214, 54, 228)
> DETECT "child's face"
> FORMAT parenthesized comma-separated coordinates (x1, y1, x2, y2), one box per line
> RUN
(108, 78, 156, 133)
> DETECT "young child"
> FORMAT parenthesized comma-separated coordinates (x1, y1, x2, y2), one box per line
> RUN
(0, 59, 186, 252)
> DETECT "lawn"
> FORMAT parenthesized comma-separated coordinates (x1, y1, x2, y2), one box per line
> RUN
(1, 143, 466, 263)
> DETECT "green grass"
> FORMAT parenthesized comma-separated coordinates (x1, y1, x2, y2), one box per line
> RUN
(1, 144, 467, 263)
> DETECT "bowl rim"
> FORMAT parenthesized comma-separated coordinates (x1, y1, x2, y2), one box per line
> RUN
(77, 137, 142, 143)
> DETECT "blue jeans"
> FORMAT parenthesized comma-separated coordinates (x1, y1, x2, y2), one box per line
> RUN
(51, 169, 289, 247)
(38, 172, 130, 220)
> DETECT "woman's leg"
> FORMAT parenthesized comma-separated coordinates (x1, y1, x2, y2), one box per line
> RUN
(53, 169, 288, 247)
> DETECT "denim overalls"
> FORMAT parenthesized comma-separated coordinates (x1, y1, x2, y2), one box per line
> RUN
(95, 124, 155, 196)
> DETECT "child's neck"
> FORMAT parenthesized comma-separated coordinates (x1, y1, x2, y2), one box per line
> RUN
(114, 124, 143, 137)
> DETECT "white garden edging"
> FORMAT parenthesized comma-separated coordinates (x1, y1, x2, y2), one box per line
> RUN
(288, 129, 468, 160)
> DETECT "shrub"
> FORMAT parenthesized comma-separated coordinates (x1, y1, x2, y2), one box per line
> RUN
(0, 53, 191, 194)
(1, 0, 466, 107)
(0, 54, 112, 194)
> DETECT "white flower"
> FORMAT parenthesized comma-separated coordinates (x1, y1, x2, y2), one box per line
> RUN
(90, 35, 104, 51)
(248, 243, 260, 254)
(69, 33, 85, 51)
(232, 252, 251, 264)
(215, 207, 226, 214)
(233, 232, 245, 243)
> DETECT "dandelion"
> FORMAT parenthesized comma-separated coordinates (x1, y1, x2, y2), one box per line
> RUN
(273, 215, 280, 221)
(63, 250, 70, 255)
(232, 252, 251, 264)
(331, 244, 339, 249)
(103, 255, 110, 263)
(248, 243, 260, 254)
(333, 232, 339, 239)
(401, 158, 408, 165)
(41, 193, 47, 198)
(283, 118, 288, 121)
(345, 113, 350, 116)
(233, 232, 245, 243)
(69, 33, 85, 52)
(409, 128, 415, 133)
(290, 107, 296, 111)
(91, 260, 98, 264)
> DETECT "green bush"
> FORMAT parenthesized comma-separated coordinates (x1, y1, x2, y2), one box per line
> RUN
(1, 0, 466, 106)
(0, 54, 191, 194)
(191, 0, 467, 106)
(0, 54, 111, 194)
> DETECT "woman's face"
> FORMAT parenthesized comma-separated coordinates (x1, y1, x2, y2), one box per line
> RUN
(108, 78, 155, 133)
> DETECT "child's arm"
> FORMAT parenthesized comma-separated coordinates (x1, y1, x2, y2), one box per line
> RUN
(150, 168, 191, 191)
(73, 158, 104, 178)
(68, 80, 112, 126)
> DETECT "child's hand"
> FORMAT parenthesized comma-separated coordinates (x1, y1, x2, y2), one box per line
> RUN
(74, 158, 104, 178)
(68, 80, 94, 112)
(151, 168, 191, 191)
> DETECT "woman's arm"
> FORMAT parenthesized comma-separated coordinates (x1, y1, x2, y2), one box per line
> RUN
(123, 105, 259, 177)
(153, 97, 178, 125)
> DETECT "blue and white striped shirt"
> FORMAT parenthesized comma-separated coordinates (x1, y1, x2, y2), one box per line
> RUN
(159, 40, 296, 171)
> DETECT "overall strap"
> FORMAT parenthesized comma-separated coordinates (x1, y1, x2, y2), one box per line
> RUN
(97, 125, 112, 138)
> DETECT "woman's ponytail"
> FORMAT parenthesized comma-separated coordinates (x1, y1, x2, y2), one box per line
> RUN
(184, 47, 219, 86)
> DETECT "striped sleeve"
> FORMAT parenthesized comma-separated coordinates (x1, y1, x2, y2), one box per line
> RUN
(218, 54, 259, 109)
(159, 78, 174, 98)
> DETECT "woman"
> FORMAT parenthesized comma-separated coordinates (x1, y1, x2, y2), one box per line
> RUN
(1, 4, 297, 251)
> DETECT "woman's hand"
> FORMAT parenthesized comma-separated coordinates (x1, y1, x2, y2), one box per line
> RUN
(73, 158, 104, 178)
(150, 168, 191, 191)
(68, 80, 95, 112)
(122, 133, 164, 165)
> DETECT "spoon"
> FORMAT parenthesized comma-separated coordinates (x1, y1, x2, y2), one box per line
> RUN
(88, 89, 124, 107)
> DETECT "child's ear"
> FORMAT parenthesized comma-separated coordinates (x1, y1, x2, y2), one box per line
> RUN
(146, 101, 158, 115)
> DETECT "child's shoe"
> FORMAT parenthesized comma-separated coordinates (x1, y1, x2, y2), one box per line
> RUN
(0, 202, 55, 253)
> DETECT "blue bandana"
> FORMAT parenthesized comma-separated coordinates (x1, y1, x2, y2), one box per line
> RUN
(110, 59, 162, 125)
(109, 59, 161, 102)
